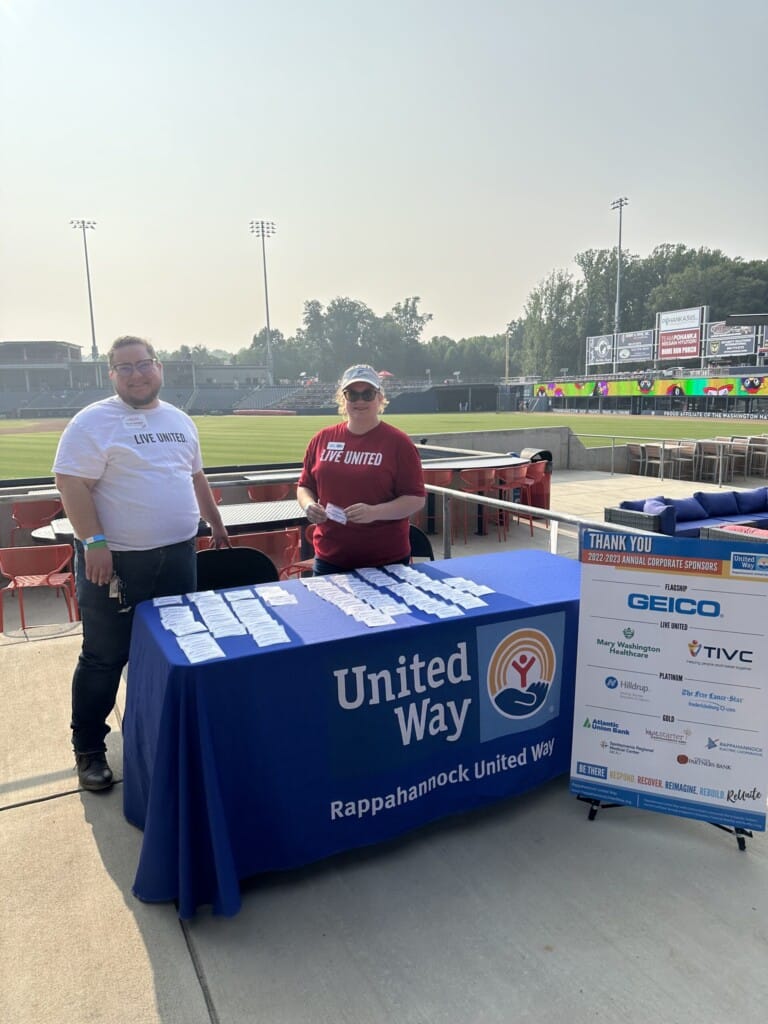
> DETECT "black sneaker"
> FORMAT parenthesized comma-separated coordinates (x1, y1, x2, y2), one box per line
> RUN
(75, 752, 114, 791)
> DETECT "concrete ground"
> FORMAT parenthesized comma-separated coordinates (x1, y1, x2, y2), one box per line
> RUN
(2, 470, 767, 1024)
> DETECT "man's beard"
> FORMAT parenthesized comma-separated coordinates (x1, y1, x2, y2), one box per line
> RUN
(124, 384, 161, 408)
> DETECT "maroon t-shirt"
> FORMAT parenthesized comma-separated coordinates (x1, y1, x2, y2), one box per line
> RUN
(298, 420, 426, 570)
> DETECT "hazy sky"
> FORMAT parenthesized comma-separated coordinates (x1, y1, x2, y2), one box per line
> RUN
(1, 0, 766, 355)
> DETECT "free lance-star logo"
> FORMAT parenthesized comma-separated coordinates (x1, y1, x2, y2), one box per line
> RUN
(688, 640, 701, 657)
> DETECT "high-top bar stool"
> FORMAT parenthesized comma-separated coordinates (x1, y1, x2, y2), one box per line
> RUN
(418, 468, 456, 536)
(456, 468, 496, 544)
(495, 464, 530, 541)
(516, 461, 547, 536)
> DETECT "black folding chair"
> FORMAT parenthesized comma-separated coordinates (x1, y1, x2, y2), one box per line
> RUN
(409, 524, 435, 562)
(196, 547, 279, 590)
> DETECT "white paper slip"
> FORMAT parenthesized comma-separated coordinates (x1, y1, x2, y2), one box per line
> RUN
(252, 634, 291, 647)
(168, 619, 209, 636)
(176, 633, 227, 663)
(325, 503, 347, 524)
(431, 604, 464, 618)
(260, 586, 298, 605)
(356, 610, 396, 627)
(450, 593, 487, 609)
(443, 577, 495, 596)
(209, 622, 248, 637)
(159, 607, 200, 631)
(223, 588, 256, 602)
(153, 595, 184, 606)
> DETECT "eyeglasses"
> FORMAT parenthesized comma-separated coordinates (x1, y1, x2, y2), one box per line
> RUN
(110, 358, 158, 377)
(343, 386, 378, 402)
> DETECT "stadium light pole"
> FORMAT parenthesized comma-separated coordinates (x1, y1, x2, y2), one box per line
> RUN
(70, 219, 99, 360)
(611, 197, 628, 337)
(249, 219, 276, 385)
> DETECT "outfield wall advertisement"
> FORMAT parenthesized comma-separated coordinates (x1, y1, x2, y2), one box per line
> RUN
(570, 529, 767, 832)
(535, 373, 768, 400)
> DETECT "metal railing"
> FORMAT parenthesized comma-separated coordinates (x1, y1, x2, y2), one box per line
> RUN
(0, 471, 658, 558)
(425, 483, 656, 560)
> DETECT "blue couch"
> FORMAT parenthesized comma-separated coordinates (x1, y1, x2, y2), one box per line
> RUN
(604, 486, 768, 537)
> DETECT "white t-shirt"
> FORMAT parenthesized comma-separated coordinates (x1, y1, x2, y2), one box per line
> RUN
(53, 396, 204, 551)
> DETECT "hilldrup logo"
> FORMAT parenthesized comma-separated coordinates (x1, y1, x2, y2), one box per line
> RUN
(627, 593, 721, 618)
(604, 676, 619, 690)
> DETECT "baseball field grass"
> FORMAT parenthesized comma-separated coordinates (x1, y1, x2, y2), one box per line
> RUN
(0, 411, 762, 481)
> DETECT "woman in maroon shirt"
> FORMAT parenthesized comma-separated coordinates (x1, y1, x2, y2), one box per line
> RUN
(297, 365, 426, 574)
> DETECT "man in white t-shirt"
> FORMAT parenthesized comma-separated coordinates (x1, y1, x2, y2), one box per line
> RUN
(53, 336, 229, 791)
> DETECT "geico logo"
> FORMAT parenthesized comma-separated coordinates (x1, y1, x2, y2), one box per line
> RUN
(627, 594, 721, 617)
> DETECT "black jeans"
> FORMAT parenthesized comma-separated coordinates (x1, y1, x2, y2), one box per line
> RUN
(71, 538, 196, 754)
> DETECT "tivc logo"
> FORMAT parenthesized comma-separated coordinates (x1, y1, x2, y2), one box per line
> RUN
(487, 628, 555, 720)
(687, 640, 752, 664)
(628, 594, 721, 617)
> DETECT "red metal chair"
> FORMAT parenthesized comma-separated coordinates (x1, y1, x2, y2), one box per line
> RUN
(0, 544, 78, 631)
(211, 488, 224, 505)
(279, 525, 316, 579)
(246, 483, 293, 502)
(197, 528, 301, 572)
(10, 499, 63, 545)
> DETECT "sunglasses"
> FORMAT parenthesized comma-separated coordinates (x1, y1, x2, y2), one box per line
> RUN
(343, 386, 378, 402)
(111, 358, 158, 377)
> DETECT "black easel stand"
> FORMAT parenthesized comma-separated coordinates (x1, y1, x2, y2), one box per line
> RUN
(576, 794, 622, 821)
(709, 822, 753, 852)
(577, 795, 754, 850)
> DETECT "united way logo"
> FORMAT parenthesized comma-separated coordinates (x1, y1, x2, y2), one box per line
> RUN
(488, 629, 555, 719)
(476, 613, 564, 741)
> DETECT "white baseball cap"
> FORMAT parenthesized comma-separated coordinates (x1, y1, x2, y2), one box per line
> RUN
(340, 365, 381, 390)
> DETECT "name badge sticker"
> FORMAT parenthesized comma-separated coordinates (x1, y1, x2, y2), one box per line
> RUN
(327, 442, 345, 450)
(123, 414, 148, 430)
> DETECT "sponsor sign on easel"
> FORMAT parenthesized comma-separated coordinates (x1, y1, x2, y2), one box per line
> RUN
(570, 529, 767, 832)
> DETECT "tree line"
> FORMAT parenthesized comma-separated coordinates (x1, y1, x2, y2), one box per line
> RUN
(157, 245, 768, 382)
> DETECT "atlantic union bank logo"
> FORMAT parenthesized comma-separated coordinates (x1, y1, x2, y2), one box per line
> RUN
(477, 612, 564, 742)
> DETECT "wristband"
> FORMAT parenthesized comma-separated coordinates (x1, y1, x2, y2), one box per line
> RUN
(83, 534, 108, 549)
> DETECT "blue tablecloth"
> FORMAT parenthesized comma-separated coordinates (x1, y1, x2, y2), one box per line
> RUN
(123, 550, 581, 917)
